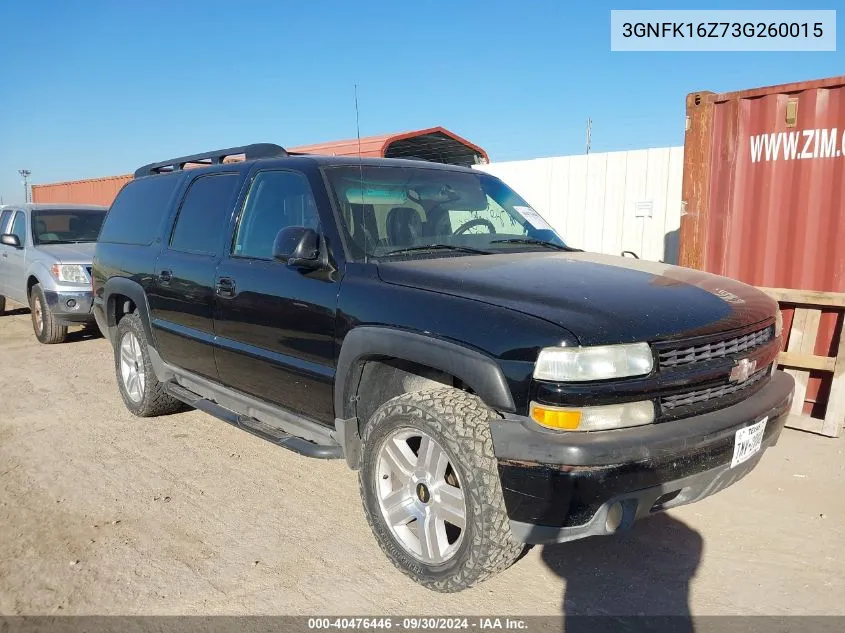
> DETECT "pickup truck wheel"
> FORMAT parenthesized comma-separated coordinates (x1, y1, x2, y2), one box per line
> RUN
(0, 295, 6, 314)
(114, 312, 182, 417)
(358, 388, 523, 592)
(29, 283, 67, 344)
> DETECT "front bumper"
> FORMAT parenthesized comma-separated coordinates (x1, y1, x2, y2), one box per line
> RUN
(490, 371, 794, 544)
(43, 289, 95, 325)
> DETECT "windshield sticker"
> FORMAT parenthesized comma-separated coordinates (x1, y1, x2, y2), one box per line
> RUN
(514, 206, 553, 231)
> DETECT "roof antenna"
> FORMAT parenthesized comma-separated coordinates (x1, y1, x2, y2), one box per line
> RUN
(355, 83, 368, 262)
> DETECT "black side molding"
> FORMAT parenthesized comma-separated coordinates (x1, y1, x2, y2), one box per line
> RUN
(335, 326, 515, 420)
(166, 383, 342, 459)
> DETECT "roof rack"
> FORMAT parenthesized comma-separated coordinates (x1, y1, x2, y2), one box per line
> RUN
(134, 143, 287, 178)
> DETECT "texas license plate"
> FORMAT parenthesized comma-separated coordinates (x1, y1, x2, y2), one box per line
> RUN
(731, 417, 767, 468)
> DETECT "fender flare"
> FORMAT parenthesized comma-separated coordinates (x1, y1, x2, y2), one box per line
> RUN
(24, 261, 55, 296)
(334, 326, 515, 421)
(101, 277, 157, 347)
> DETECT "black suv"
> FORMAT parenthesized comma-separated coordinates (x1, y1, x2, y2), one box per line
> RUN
(93, 143, 794, 592)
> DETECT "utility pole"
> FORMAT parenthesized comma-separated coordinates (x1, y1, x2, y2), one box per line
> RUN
(585, 118, 592, 154)
(19, 169, 31, 203)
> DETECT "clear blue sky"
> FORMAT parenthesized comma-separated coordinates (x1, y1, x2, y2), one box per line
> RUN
(0, 0, 841, 203)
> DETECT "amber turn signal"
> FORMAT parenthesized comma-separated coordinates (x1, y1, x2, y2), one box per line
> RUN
(530, 404, 582, 430)
(529, 400, 655, 432)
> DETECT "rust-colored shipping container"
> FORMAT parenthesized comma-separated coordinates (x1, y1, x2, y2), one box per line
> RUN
(680, 75, 845, 420)
(31, 127, 488, 206)
(31, 174, 133, 206)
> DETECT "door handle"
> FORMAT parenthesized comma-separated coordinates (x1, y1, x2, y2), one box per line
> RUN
(215, 277, 236, 298)
(158, 270, 173, 284)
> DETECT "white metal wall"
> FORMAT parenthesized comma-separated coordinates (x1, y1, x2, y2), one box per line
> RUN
(475, 147, 684, 263)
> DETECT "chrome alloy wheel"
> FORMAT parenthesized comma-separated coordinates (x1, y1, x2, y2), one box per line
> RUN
(376, 428, 467, 565)
(119, 331, 146, 403)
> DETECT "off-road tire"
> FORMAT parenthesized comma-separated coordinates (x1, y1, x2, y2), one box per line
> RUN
(30, 283, 67, 344)
(358, 388, 524, 592)
(115, 312, 182, 417)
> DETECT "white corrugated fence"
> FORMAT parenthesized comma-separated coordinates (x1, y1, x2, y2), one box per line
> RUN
(475, 147, 684, 263)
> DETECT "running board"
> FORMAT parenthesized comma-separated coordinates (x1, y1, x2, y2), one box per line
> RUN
(165, 383, 343, 460)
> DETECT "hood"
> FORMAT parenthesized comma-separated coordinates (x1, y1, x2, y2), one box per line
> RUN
(34, 242, 96, 264)
(376, 252, 777, 345)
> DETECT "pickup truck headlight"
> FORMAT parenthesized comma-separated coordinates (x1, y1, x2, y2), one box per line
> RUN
(533, 342, 653, 382)
(50, 264, 89, 284)
(530, 400, 655, 431)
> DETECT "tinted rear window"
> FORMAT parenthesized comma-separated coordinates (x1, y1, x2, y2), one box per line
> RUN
(169, 173, 240, 255)
(99, 175, 182, 245)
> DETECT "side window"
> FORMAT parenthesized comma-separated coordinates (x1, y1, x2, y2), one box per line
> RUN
(233, 170, 319, 260)
(0, 209, 12, 233)
(10, 212, 26, 243)
(99, 174, 182, 246)
(170, 173, 241, 255)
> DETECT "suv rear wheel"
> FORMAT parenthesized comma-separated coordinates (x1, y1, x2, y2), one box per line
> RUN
(114, 312, 182, 417)
(358, 388, 523, 592)
(30, 283, 67, 344)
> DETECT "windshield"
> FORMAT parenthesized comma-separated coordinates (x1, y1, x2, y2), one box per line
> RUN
(324, 166, 568, 261)
(31, 209, 107, 245)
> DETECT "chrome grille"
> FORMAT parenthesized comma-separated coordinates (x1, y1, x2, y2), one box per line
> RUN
(660, 367, 769, 411)
(658, 326, 773, 369)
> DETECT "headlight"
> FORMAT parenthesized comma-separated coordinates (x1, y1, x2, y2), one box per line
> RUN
(530, 400, 655, 431)
(50, 264, 89, 284)
(774, 309, 783, 339)
(534, 342, 653, 382)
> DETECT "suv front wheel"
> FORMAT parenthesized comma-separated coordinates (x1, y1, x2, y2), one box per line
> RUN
(358, 388, 524, 592)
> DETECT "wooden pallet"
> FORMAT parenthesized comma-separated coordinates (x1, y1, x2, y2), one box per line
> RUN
(759, 287, 845, 438)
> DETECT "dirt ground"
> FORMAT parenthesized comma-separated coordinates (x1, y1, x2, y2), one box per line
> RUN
(1, 305, 843, 617)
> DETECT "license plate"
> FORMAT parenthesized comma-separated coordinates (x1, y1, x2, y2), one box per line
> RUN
(731, 417, 767, 468)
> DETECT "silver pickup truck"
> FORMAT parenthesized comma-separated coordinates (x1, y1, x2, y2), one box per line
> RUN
(0, 203, 107, 343)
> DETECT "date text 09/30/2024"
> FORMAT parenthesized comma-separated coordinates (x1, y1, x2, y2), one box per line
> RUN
(307, 618, 528, 630)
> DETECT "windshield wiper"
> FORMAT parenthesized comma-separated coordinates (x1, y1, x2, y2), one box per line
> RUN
(489, 238, 582, 252)
(380, 244, 493, 257)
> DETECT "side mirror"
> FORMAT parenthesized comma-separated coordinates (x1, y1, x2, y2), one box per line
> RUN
(273, 227, 321, 269)
(0, 234, 21, 248)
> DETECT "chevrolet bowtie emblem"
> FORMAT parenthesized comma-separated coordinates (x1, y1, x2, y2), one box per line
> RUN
(729, 358, 757, 383)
